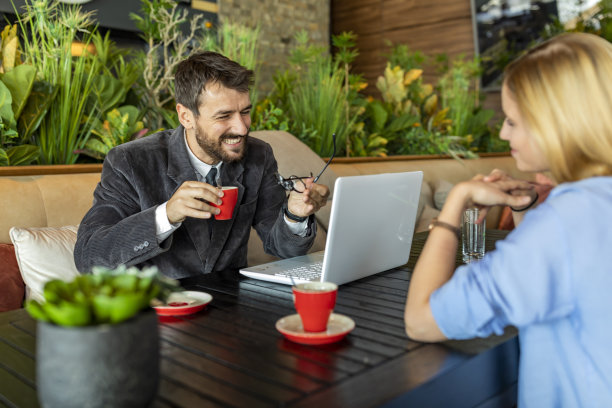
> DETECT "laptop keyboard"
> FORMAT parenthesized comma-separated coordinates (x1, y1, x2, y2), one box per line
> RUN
(274, 262, 323, 281)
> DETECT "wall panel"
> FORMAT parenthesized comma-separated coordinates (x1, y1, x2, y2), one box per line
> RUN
(332, 0, 476, 96)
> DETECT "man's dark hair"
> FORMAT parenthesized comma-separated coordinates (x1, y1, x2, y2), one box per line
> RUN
(174, 51, 254, 115)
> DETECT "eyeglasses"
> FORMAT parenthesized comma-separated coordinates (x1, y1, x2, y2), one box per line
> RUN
(275, 133, 336, 193)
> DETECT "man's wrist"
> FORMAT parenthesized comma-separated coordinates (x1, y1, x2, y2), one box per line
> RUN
(284, 207, 308, 223)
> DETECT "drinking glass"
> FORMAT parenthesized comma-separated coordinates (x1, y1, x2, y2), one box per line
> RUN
(462, 208, 485, 263)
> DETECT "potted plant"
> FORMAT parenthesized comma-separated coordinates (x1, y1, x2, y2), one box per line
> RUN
(25, 265, 179, 408)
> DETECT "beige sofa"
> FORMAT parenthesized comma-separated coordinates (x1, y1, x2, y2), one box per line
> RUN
(0, 130, 529, 309)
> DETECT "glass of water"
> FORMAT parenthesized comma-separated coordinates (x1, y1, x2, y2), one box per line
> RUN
(462, 208, 485, 263)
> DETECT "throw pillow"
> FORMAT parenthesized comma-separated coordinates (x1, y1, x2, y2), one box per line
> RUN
(9, 225, 80, 303)
(0, 243, 25, 312)
(432, 179, 455, 211)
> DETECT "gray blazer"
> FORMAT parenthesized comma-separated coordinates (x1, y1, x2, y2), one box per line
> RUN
(74, 126, 316, 278)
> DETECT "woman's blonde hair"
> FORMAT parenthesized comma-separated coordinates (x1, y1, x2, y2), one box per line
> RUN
(504, 32, 612, 182)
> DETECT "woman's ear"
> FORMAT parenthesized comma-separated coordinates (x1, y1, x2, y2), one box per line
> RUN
(176, 103, 196, 129)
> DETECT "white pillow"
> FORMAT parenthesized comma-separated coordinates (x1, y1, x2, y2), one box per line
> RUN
(9, 225, 80, 303)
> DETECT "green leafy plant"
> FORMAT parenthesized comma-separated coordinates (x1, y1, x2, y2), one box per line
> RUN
(25, 265, 179, 326)
(264, 30, 358, 157)
(0, 25, 58, 167)
(0, 23, 48, 166)
(0, 64, 39, 165)
(200, 19, 262, 105)
(436, 55, 498, 153)
(251, 99, 289, 131)
(130, 0, 204, 131)
(17, 0, 106, 164)
(76, 105, 148, 160)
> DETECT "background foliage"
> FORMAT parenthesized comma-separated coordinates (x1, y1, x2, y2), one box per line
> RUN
(2, 0, 606, 165)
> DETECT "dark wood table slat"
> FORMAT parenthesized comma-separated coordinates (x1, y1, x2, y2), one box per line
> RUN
(157, 377, 233, 408)
(160, 325, 331, 391)
(161, 341, 310, 401)
(0, 365, 39, 408)
(0, 341, 36, 386)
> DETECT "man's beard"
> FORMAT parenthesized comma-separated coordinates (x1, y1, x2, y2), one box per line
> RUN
(195, 127, 249, 163)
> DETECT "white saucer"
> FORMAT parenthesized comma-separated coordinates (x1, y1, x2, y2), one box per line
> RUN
(275, 313, 355, 345)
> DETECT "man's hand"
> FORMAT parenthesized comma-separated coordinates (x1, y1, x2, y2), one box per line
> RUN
(287, 178, 330, 219)
(166, 181, 223, 224)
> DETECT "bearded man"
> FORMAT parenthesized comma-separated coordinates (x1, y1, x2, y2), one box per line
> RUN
(74, 52, 330, 278)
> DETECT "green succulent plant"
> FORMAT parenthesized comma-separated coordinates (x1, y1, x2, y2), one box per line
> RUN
(25, 265, 180, 326)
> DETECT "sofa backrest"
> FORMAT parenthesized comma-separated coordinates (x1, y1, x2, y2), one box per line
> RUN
(0, 173, 100, 244)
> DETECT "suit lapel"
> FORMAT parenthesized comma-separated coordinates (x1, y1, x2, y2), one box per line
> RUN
(165, 126, 212, 269)
(205, 158, 245, 271)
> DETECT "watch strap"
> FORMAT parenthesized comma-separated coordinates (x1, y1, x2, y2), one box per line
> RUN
(284, 206, 308, 223)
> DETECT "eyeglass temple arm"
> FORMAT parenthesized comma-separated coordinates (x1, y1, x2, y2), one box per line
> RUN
(313, 133, 336, 183)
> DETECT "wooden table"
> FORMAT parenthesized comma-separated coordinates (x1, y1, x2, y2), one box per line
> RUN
(0, 231, 518, 408)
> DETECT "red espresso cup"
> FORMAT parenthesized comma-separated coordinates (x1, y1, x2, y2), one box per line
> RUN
(292, 282, 338, 332)
(211, 186, 238, 220)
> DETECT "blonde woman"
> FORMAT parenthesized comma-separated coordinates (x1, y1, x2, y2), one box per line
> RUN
(405, 32, 612, 407)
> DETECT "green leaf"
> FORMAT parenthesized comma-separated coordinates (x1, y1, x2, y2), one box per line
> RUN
(0, 81, 16, 130)
(367, 136, 388, 149)
(387, 114, 419, 133)
(366, 100, 388, 133)
(43, 280, 72, 303)
(91, 74, 127, 113)
(94, 293, 147, 324)
(6, 144, 39, 166)
(111, 274, 139, 293)
(41, 300, 91, 327)
(0, 149, 8, 166)
(25, 300, 51, 322)
(17, 81, 57, 143)
(0, 64, 36, 120)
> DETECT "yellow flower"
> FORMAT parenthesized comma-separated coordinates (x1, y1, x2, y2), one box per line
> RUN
(205, 21, 213, 29)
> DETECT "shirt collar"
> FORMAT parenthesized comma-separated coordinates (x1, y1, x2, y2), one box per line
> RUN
(183, 129, 223, 179)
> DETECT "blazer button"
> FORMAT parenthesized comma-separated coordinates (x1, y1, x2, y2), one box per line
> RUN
(143, 241, 149, 247)
(133, 246, 139, 252)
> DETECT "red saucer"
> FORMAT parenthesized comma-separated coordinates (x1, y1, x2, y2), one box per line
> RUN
(275, 313, 355, 345)
(153, 291, 212, 316)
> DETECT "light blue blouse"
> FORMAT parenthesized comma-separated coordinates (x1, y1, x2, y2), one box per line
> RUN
(431, 177, 612, 407)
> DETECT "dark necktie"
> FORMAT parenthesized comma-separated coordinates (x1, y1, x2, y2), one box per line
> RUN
(205, 167, 217, 186)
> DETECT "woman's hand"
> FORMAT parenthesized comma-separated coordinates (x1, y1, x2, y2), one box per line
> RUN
(483, 169, 538, 204)
(466, 170, 536, 222)
(455, 178, 535, 215)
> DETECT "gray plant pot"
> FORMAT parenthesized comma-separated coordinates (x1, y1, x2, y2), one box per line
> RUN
(36, 309, 159, 408)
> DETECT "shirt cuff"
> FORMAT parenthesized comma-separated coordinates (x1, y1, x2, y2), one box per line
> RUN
(155, 202, 181, 243)
(284, 215, 309, 237)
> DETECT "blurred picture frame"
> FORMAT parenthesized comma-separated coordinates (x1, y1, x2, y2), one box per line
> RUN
(470, 0, 559, 90)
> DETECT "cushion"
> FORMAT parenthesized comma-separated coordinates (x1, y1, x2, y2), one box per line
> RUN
(9, 226, 80, 303)
(415, 181, 441, 233)
(432, 179, 455, 210)
(0, 243, 25, 311)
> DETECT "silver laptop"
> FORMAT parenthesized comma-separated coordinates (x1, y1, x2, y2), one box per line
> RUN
(239, 171, 423, 285)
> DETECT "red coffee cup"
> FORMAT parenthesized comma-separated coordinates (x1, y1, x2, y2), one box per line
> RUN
(211, 186, 238, 220)
(292, 282, 338, 332)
